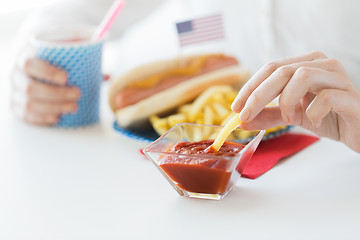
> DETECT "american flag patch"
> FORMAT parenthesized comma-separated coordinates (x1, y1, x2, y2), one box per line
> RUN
(176, 13, 225, 47)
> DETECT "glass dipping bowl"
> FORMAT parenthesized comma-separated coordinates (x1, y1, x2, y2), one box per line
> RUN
(143, 123, 265, 200)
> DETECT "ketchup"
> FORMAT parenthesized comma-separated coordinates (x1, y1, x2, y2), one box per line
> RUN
(159, 140, 244, 194)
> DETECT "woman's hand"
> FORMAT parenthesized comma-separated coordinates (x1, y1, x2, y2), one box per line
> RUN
(231, 51, 360, 153)
(11, 57, 80, 125)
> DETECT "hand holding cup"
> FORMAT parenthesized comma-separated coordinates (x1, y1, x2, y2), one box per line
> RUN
(11, 57, 80, 125)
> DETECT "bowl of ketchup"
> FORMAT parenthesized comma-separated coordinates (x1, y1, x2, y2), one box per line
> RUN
(143, 123, 264, 200)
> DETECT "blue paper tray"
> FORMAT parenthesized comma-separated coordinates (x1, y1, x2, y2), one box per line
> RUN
(113, 121, 292, 143)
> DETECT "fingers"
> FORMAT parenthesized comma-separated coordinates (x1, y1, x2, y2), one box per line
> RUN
(12, 97, 76, 125)
(26, 100, 77, 114)
(239, 105, 286, 130)
(279, 67, 346, 123)
(12, 92, 77, 120)
(229, 51, 360, 152)
(13, 65, 80, 101)
(27, 79, 80, 101)
(306, 89, 360, 128)
(237, 64, 332, 123)
(233, 57, 349, 123)
(12, 101, 60, 126)
(24, 112, 60, 126)
(24, 57, 68, 85)
(11, 68, 80, 126)
(232, 51, 327, 112)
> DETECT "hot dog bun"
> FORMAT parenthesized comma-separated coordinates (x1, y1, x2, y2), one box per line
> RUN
(109, 54, 250, 128)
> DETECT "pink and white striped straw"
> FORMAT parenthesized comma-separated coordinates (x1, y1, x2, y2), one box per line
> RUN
(92, 0, 126, 41)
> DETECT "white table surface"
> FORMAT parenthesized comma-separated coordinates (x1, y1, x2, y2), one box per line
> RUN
(2, 103, 360, 240)
(1, 7, 360, 240)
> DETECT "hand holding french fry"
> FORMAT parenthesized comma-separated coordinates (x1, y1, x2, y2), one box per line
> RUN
(231, 51, 360, 153)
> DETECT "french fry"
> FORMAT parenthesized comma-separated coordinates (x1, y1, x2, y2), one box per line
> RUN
(221, 112, 236, 126)
(211, 113, 242, 151)
(167, 113, 187, 128)
(195, 118, 205, 125)
(225, 91, 237, 103)
(203, 106, 214, 125)
(150, 116, 169, 135)
(149, 84, 288, 141)
(178, 104, 192, 115)
(212, 102, 230, 123)
(188, 90, 213, 121)
(188, 85, 233, 121)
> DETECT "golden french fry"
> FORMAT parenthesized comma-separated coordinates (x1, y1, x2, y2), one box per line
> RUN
(188, 85, 233, 121)
(233, 129, 257, 140)
(208, 131, 219, 140)
(150, 115, 169, 135)
(192, 127, 205, 142)
(212, 91, 224, 103)
(149, 84, 288, 141)
(211, 102, 229, 122)
(203, 106, 214, 125)
(167, 113, 187, 128)
(201, 106, 214, 139)
(265, 125, 287, 134)
(195, 118, 205, 125)
(221, 112, 236, 126)
(225, 91, 237, 103)
(211, 113, 242, 151)
(178, 104, 191, 115)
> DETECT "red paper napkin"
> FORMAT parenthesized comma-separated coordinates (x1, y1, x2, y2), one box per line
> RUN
(237, 133, 319, 179)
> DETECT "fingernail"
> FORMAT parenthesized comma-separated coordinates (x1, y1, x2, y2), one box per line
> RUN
(71, 103, 78, 113)
(239, 108, 251, 121)
(63, 103, 77, 113)
(231, 99, 242, 111)
(67, 88, 81, 99)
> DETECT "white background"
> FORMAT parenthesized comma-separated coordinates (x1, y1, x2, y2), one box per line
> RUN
(1, 2, 360, 240)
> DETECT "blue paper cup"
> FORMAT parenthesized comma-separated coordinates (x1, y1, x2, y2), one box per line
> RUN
(32, 25, 105, 128)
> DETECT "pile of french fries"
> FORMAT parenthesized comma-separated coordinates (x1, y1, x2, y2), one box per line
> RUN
(150, 85, 287, 140)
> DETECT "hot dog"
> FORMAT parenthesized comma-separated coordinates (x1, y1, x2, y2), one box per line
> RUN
(109, 53, 250, 128)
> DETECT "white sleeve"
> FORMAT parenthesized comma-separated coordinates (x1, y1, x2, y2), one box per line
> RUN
(16, 0, 165, 42)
